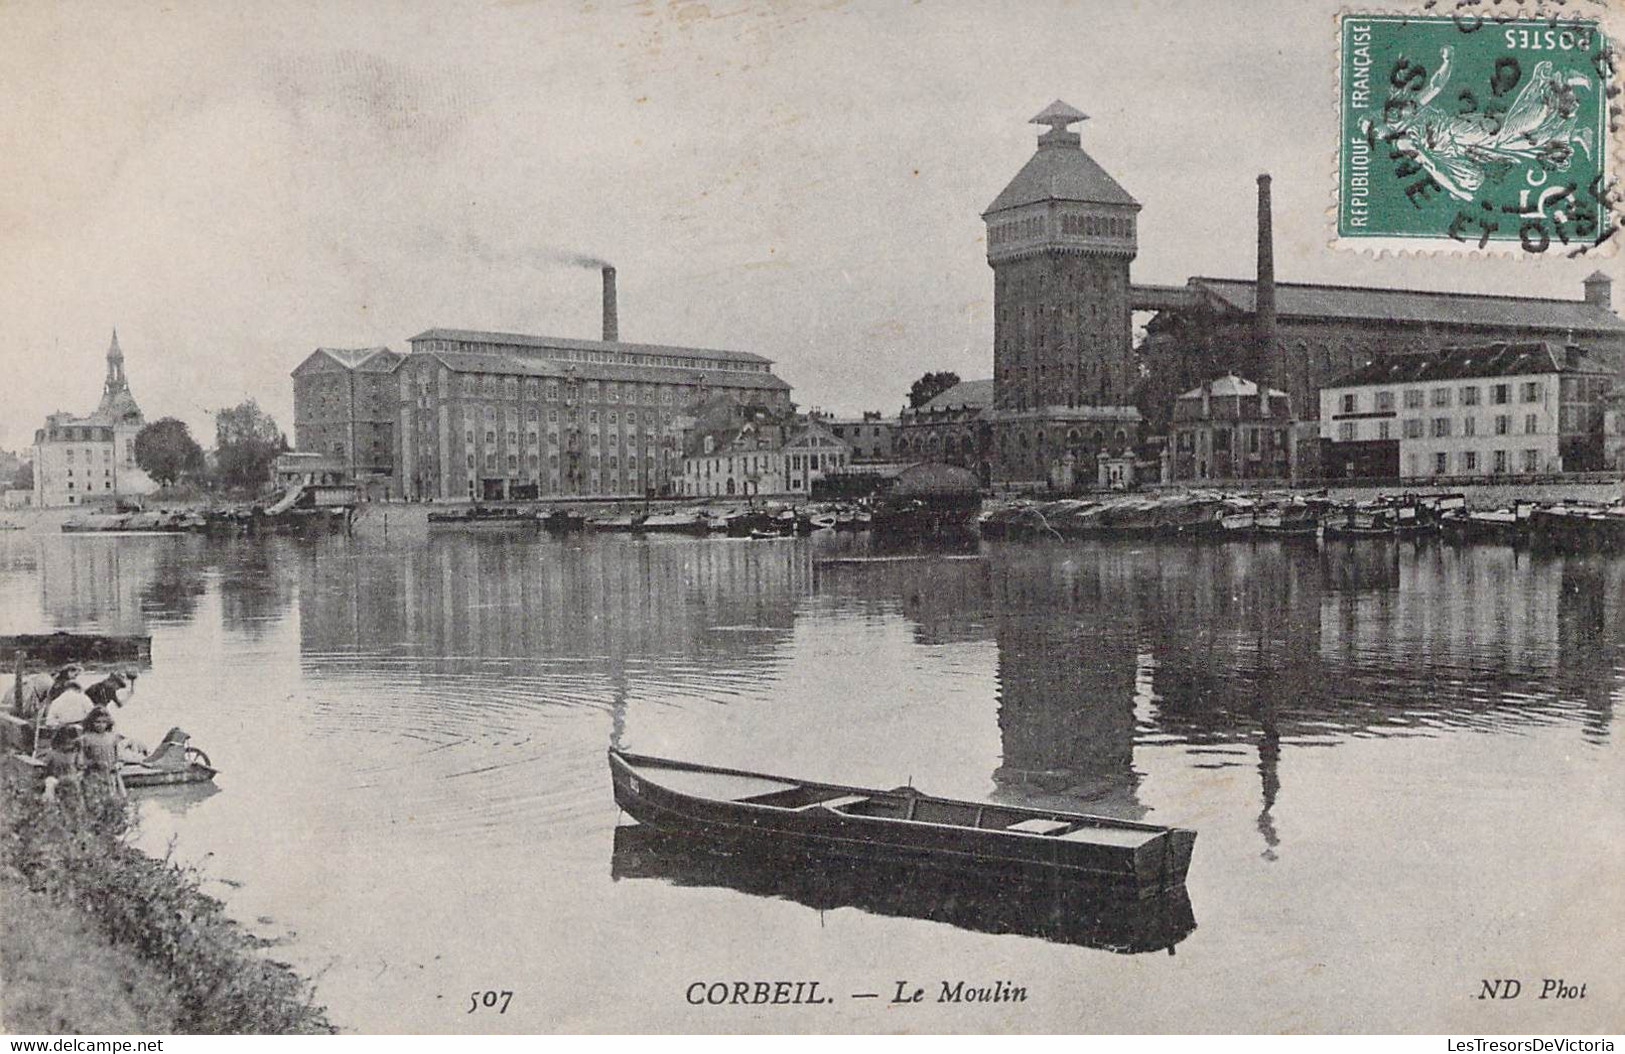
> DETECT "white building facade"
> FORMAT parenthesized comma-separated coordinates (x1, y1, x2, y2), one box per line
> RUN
(679, 448, 787, 498)
(1319, 343, 1614, 480)
(676, 421, 851, 498)
(33, 331, 155, 507)
(782, 422, 850, 494)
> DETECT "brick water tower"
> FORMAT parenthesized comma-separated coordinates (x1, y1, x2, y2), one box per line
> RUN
(983, 101, 1143, 486)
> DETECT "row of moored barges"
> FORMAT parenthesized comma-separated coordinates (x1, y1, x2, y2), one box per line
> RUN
(979, 491, 1625, 550)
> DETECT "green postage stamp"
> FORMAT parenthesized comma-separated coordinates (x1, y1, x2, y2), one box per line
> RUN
(1339, 13, 1615, 252)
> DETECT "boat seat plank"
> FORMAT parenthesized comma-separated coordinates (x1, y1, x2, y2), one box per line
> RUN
(817, 794, 868, 811)
(1057, 825, 1162, 847)
(1006, 818, 1070, 835)
(635, 766, 798, 802)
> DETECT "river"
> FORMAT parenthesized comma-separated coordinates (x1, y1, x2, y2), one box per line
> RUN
(0, 528, 1619, 1032)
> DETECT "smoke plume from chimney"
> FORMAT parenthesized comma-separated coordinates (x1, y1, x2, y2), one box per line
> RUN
(602, 265, 618, 343)
(1255, 173, 1277, 391)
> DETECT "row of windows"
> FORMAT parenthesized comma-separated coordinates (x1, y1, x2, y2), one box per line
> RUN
(456, 374, 686, 403)
(987, 213, 1135, 246)
(463, 452, 658, 471)
(40, 427, 115, 443)
(1174, 428, 1289, 454)
(463, 428, 662, 448)
(1406, 450, 1543, 475)
(467, 406, 664, 425)
(1340, 381, 1544, 415)
(1059, 213, 1133, 239)
(418, 339, 769, 374)
(1336, 413, 1543, 441)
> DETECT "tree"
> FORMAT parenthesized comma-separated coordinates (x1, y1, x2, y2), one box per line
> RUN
(213, 400, 288, 492)
(133, 418, 205, 486)
(10, 460, 31, 491)
(908, 371, 962, 409)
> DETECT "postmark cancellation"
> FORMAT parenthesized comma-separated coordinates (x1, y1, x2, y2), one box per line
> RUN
(1337, 9, 1618, 255)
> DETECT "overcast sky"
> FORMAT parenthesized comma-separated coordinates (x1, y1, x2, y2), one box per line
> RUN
(1, 0, 1618, 451)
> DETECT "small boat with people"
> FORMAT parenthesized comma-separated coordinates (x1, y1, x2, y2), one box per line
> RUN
(3, 633, 215, 791)
(4, 716, 216, 789)
(609, 748, 1195, 898)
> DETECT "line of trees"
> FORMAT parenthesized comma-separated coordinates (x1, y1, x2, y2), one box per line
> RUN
(131, 400, 289, 493)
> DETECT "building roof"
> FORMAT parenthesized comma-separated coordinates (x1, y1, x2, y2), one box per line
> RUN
(409, 328, 773, 365)
(1187, 277, 1625, 334)
(784, 420, 846, 450)
(1326, 342, 1609, 388)
(1030, 99, 1088, 127)
(323, 347, 401, 371)
(419, 351, 791, 390)
(984, 104, 1137, 215)
(918, 379, 994, 411)
(1177, 374, 1289, 400)
(293, 347, 402, 375)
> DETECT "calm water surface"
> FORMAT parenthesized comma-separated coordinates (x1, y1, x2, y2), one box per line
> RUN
(0, 528, 1620, 1032)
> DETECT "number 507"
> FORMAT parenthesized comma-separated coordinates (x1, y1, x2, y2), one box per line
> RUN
(469, 990, 514, 1014)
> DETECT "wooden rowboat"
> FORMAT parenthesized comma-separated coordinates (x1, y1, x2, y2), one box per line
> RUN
(609, 749, 1195, 898)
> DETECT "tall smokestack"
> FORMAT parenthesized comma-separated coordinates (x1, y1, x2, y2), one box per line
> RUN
(1256, 173, 1277, 391)
(601, 265, 618, 343)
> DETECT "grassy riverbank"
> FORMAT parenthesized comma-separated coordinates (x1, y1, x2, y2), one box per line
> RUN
(0, 778, 333, 1034)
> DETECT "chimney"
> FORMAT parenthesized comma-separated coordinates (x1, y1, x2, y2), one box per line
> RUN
(1583, 270, 1613, 312)
(1256, 174, 1277, 391)
(601, 266, 618, 342)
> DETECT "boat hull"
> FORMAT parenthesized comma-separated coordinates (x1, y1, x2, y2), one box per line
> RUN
(611, 824, 1197, 953)
(609, 749, 1194, 898)
(4, 750, 216, 789)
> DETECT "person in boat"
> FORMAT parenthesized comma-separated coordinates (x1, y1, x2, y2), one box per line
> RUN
(41, 724, 86, 814)
(41, 674, 95, 730)
(79, 707, 127, 801)
(4, 664, 82, 720)
(84, 670, 136, 711)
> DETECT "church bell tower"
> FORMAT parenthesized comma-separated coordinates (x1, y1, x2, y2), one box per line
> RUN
(984, 101, 1142, 484)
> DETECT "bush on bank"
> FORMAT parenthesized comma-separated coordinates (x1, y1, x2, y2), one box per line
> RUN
(0, 776, 333, 1034)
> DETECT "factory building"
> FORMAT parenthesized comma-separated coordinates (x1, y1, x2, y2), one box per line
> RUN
(394, 268, 792, 500)
(290, 346, 403, 494)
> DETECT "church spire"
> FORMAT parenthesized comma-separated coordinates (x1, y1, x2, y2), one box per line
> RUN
(96, 326, 142, 424)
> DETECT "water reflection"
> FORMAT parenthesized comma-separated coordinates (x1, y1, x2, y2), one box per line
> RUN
(3, 527, 1622, 1031)
(297, 535, 810, 665)
(811, 536, 1623, 860)
(610, 823, 1197, 955)
(134, 780, 222, 818)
